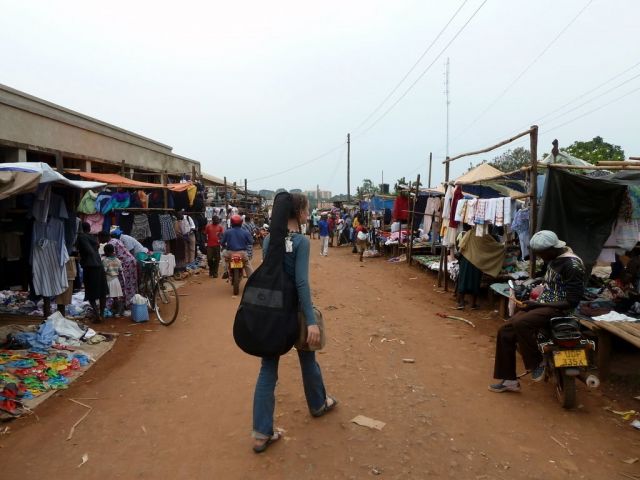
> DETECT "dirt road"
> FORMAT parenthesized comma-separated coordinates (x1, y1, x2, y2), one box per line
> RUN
(1, 240, 639, 479)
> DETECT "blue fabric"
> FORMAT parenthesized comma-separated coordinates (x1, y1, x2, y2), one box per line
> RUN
(253, 350, 326, 437)
(318, 219, 329, 237)
(263, 233, 315, 326)
(13, 319, 57, 352)
(221, 227, 253, 251)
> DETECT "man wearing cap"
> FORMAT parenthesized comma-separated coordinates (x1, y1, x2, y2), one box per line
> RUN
(489, 230, 585, 393)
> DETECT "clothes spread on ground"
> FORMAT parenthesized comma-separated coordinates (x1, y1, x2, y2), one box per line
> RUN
(537, 251, 585, 308)
(539, 168, 626, 266)
(458, 229, 505, 278)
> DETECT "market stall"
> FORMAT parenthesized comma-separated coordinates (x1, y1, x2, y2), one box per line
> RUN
(0, 162, 106, 319)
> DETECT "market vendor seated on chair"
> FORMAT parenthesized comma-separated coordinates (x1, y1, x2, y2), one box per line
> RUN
(489, 230, 585, 393)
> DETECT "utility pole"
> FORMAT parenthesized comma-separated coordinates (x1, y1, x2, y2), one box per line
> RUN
(347, 133, 351, 202)
(428, 152, 433, 188)
(317, 183, 320, 209)
(445, 57, 450, 161)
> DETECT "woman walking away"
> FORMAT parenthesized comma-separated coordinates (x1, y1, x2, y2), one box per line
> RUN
(76, 222, 107, 323)
(252, 193, 337, 453)
(102, 243, 125, 316)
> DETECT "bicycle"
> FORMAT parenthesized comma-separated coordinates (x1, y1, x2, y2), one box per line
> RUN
(138, 256, 180, 326)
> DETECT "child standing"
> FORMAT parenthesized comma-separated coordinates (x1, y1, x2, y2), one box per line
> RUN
(102, 243, 124, 316)
(318, 213, 329, 256)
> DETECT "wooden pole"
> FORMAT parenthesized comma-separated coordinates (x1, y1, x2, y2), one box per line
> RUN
(428, 152, 433, 188)
(161, 171, 168, 209)
(439, 157, 451, 290)
(347, 133, 351, 202)
(442, 128, 534, 164)
(120, 160, 125, 177)
(529, 125, 539, 278)
(245, 178, 248, 210)
(408, 174, 420, 266)
(223, 177, 228, 213)
(55, 152, 64, 172)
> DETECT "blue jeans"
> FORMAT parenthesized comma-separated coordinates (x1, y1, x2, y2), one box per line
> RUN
(252, 350, 327, 438)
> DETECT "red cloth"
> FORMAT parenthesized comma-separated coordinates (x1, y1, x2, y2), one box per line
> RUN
(392, 195, 409, 221)
(205, 224, 224, 247)
(448, 186, 464, 228)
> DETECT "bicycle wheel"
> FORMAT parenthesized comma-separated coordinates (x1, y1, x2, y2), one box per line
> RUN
(153, 279, 179, 326)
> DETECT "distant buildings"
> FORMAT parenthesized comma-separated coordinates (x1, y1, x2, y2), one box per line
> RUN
(304, 190, 332, 200)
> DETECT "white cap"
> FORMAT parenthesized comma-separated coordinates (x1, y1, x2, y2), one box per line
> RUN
(530, 230, 566, 251)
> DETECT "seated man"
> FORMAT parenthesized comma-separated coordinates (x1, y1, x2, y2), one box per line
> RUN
(221, 214, 254, 279)
(489, 230, 585, 393)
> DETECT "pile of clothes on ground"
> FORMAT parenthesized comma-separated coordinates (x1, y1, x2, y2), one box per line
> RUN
(0, 312, 108, 416)
(0, 290, 45, 317)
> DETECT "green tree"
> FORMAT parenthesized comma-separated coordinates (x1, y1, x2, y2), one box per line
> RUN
(489, 147, 531, 172)
(564, 136, 625, 164)
(356, 178, 380, 199)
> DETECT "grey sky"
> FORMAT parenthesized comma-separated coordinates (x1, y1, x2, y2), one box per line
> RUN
(2, 0, 639, 193)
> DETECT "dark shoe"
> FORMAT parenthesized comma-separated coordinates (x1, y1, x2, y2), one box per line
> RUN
(531, 364, 546, 382)
(252, 431, 282, 454)
(488, 381, 521, 393)
(311, 395, 338, 417)
(222, 272, 229, 279)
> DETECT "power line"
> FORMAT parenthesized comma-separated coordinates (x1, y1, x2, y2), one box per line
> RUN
(537, 70, 640, 125)
(531, 59, 640, 125)
(452, 0, 594, 141)
(543, 85, 640, 134)
(354, 0, 488, 140)
(248, 142, 345, 183)
(352, 0, 470, 134)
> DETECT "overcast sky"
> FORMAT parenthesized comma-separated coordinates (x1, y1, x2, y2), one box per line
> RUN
(2, 0, 639, 194)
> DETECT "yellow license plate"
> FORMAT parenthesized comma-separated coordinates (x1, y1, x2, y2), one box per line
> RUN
(553, 349, 588, 367)
(230, 261, 243, 268)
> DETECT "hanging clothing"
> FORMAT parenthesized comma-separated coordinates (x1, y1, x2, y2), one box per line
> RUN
(495, 198, 505, 226)
(503, 197, 512, 225)
(30, 184, 52, 222)
(464, 199, 477, 226)
(392, 195, 409, 222)
(423, 197, 442, 236)
(84, 213, 104, 234)
(31, 219, 69, 297)
(160, 214, 177, 241)
(131, 214, 152, 241)
(511, 208, 530, 259)
(187, 185, 197, 206)
(474, 199, 487, 225)
(442, 186, 454, 221)
(454, 199, 467, 223)
(77, 190, 98, 214)
(448, 186, 464, 228)
(459, 229, 505, 278)
(118, 212, 134, 234)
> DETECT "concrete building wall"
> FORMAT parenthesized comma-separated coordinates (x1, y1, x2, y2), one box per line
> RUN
(0, 83, 200, 174)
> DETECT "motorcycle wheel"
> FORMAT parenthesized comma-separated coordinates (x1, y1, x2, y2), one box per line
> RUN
(555, 370, 577, 409)
(232, 269, 241, 296)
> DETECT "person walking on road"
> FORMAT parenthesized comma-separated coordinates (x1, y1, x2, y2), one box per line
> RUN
(318, 213, 329, 256)
(252, 193, 337, 454)
(205, 216, 224, 278)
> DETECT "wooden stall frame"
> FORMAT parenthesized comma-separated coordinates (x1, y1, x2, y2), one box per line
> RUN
(439, 126, 539, 289)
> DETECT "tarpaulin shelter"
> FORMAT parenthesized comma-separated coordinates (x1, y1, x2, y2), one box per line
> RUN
(69, 171, 192, 191)
(0, 162, 106, 198)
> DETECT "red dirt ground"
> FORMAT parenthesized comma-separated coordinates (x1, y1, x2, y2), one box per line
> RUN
(1, 240, 639, 479)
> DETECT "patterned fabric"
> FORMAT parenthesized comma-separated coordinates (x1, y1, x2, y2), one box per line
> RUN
(474, 200, 487, 225)
(131, 214, 152, 240)
(102, 256, 122, 277)
(538, 253, 585, 307)
(108, 239, 138, 305)
(160, 214, 177, 241)
(628, 186, 640, 219)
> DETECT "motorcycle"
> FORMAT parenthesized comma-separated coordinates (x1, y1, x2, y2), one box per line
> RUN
(507, 281, 599, 409)
(537, 316, 599, 409)
(228, 253, 245, 296)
